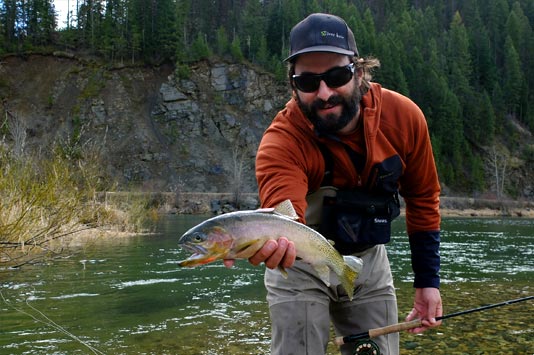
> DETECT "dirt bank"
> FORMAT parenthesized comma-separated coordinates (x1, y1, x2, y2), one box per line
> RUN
(440, 207, 534, 218)
(97, 192, 534, 218)
(438, 196, 534, 218)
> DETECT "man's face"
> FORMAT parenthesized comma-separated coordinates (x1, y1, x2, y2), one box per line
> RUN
(293, 52, 362, 135)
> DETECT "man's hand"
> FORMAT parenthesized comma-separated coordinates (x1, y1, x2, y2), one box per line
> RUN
(405, 287, 442, 333)
(223, 237, 296, 269)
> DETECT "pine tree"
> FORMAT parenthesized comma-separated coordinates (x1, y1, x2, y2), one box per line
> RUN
(502, 35, 523, 118)
(241, 0, 266, 62)
(215, 26, 230, 57)
(174, 0, 191, 63)
(230, 35, 244, 61)
(190, 32, 211, 62)
(478, 90, 496, 145)
(484, 0, 509, 66)
(25, 0, 56, 46)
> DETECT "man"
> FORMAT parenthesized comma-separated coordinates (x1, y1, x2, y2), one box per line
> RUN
(227, 13, 442, 355)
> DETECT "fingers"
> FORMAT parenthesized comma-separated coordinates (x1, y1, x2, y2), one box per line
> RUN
(223, 259, 235, 268)
(423, 317, 441, 328)
(281, 239, 297, 268)
(406, 288, 443, 333)
(405, 308, 427, 333)
(405, 308, 425, 333)
(266, 237, 296, 269)
(248, 237, 296, 269)
(249, 240, 277, 266)
(423, 289, 443, 329)
(405, 307, 418, 322)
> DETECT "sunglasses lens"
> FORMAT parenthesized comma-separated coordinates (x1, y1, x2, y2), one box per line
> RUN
(294, 76, 321, 92)
(293, 64, 354, 93)
(325, 66, 353, 88)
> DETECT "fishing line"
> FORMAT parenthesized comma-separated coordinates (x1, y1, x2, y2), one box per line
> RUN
(0, 289, 107, 355)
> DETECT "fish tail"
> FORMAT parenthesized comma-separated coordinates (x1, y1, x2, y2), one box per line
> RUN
(340, 255, 364, 301)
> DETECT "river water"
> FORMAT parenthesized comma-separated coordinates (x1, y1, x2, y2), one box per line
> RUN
(1, 216, 533, 355)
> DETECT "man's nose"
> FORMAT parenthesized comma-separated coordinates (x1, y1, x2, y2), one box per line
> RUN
(315, 80, 336, 101)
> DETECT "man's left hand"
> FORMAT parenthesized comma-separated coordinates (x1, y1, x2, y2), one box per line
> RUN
(405, 287, 442, 333)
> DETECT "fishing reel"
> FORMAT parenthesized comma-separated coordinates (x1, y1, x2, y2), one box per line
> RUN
(352, 339, 381, 355)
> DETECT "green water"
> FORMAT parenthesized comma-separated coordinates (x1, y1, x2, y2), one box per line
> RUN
(1, 216, 533, 355)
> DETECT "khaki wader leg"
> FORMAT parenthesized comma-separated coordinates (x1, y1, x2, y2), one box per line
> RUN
(265, 245, 399, 355)
(331, 299, 399, 355)
(269, 300, 331, 355)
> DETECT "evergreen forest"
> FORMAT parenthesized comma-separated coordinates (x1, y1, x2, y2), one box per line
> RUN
(1, 0, 534, 196)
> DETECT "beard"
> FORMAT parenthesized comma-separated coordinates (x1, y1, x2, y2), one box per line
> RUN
(296, 86, 361, 135)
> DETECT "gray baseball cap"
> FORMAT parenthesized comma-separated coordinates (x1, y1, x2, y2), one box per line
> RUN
(285, 13, 359, 62)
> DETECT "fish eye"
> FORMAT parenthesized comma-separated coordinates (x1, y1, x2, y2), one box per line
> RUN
(192, 233, 203, 242)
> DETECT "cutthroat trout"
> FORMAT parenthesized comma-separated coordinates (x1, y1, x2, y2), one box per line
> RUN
(177, 199, 363, 300)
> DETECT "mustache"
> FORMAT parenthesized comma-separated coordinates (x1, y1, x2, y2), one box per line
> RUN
(312, 95, 344, 110)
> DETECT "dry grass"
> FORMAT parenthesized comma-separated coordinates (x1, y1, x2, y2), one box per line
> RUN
(0, 146, 157, 268)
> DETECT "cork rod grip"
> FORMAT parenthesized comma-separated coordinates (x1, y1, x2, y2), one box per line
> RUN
(333, 319, 423, 346)
(368, 319, 422, 338)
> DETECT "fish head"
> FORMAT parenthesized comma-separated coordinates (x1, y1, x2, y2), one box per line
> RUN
(177, 224, 234, 267)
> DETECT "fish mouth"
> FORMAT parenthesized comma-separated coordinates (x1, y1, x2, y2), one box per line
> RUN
(179, 243, 208, 255)
(177, 248, 223, 267)
(177, 243, 213, 266)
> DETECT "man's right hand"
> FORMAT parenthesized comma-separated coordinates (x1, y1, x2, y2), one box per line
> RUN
(223, 237, 296, 269)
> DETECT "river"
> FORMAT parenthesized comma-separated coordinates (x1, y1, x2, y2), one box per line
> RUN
(1, 216, 533, 355)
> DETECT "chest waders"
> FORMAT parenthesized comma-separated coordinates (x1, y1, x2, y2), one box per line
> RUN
(305, 141, 400, 255)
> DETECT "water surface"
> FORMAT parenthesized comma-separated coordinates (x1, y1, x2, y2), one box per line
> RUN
(1, 216, 533, 354)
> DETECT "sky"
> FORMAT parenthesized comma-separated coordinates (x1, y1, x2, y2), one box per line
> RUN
(53, 0, 76, 28)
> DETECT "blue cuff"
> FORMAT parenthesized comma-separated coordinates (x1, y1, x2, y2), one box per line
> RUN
(409, 231, 440, 288)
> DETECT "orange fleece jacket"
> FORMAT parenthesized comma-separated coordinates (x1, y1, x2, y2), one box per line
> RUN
(256, 82, 441, 237)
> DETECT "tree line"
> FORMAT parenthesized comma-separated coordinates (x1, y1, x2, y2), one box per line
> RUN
(1, 0, 533, 196)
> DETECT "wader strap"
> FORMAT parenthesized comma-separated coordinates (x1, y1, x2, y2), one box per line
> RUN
(342, 145, 366, 176)
(316, 140, 366, 187)
(316, 142, 334, 186)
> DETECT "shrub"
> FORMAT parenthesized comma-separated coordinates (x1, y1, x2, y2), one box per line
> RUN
(0, 144, 157, 268)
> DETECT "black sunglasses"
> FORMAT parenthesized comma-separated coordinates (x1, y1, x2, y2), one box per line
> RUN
(292, 63, 355, 93)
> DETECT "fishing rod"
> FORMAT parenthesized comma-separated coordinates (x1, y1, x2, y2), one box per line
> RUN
(334, 295, 534, 351)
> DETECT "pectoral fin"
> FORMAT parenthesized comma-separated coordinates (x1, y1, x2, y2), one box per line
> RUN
(277, 265, 289, 279)
(233, 239, 262, 258)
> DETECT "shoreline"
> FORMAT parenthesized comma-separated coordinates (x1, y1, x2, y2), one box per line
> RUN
(99, 191, 534, 219)
(4, 203, 530, 267)
(72, 195, 534, 240)
(439, 207, 534, 218)
(5, 195, 531, 267)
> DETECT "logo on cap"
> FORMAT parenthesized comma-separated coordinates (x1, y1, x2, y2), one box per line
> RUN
(321, 31, 345, 40)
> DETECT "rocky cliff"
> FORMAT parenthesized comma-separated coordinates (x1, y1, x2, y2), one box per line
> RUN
(2, 54, 533, 201)
(0, 54, 289, 193)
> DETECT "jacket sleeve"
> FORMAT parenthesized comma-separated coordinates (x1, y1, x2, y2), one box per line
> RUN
(397, 97, 441, 289)
(409, 231, 440, 288)
(255, 125, 324, 222)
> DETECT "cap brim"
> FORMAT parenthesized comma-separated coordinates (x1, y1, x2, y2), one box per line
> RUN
(284, 45, 355, 62)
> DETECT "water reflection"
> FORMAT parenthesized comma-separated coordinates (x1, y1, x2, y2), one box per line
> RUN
(0, 216, 532, 354)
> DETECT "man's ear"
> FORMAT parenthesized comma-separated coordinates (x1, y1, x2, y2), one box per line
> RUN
(355, 67, 364, 86)
(356, 67, 364, 79)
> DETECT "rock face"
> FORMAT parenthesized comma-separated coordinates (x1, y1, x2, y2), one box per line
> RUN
(3, 54, 533, 199)
(0, 55, 289, 193)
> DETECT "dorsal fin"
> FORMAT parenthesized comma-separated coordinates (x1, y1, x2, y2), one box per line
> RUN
(255, 207, 275, 213)
(273, 199, 299, 220)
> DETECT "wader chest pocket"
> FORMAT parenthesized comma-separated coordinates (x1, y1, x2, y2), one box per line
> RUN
(306, 187, 400, 254)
